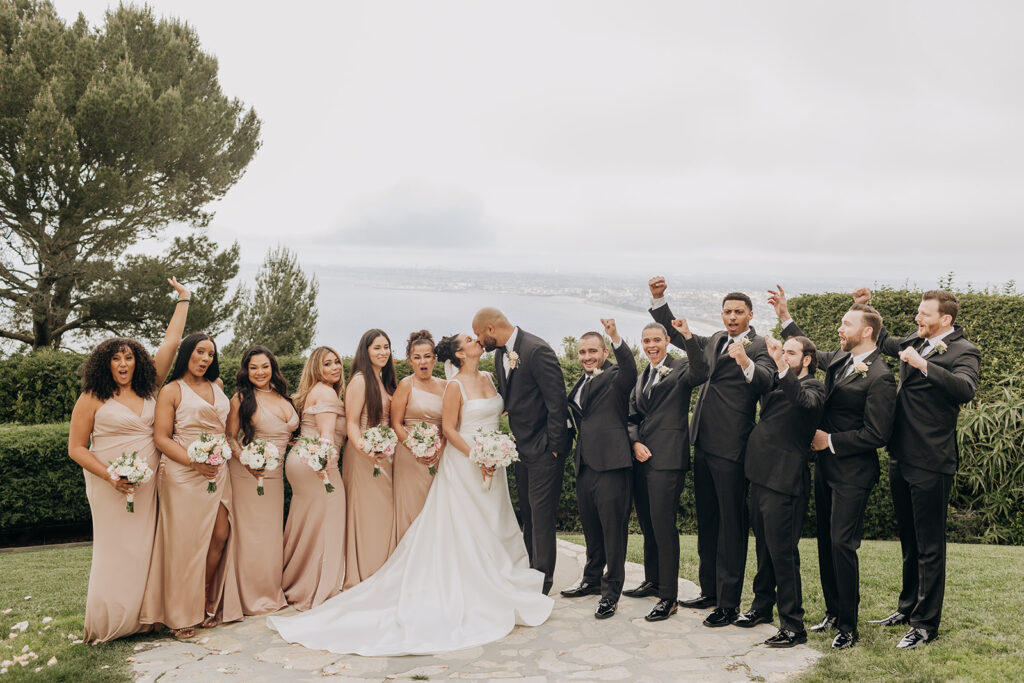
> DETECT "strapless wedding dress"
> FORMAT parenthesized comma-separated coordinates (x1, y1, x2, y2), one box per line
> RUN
(268, 373, 552, 655)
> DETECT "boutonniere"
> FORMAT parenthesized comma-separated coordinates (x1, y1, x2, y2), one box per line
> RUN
(933, 340, 948, 355)
(854, 361, 870, 378)
(590, 367, 604, 377)
(507, 351, 520, 370)
(656, 365, 672, 378)
(741, 337, 752, 348)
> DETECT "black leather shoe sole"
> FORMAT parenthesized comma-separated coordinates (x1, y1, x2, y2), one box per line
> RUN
(679, 596, 716, 609)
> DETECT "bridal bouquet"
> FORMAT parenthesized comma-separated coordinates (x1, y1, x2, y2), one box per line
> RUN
(469, 429, 519, 491)
(404, 421, 442, 476)
(105, 451, 154, 512)
(290, 436, 336, 492)
(362, 425, 398, 479)
(187, 432, 231, 493)
(238, 439, 281, 496)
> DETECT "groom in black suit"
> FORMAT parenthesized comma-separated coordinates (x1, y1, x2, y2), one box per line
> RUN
(623, 318, 708, 622)
(473, 307, 571, 594)
(772, 289, 897, 649)
(559, 319, 637, 619)
(648, 277, 775, 628)
(854, 287, 980, 650)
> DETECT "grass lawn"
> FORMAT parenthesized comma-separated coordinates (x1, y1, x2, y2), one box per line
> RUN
(563, 533, 1024, 682)
(2, 536, 1022, 682)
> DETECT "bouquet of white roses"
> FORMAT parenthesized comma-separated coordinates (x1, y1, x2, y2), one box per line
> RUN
(187, 432, 231, 493)
(361, 425, 398, 479)
(289, 436, 336, 492)
(105, 451, 154, 512)
(238, 439, 281, 496)
(404, 421, 442, 476)
(468, 429, 519, 491)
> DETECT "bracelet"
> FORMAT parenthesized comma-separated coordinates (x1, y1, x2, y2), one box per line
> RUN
(176, 298, 191, 304)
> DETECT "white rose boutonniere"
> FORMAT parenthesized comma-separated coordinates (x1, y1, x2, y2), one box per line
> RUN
(934, 340, 948, 355)
(854, 361, 870, 378)
(591, 367, 604, 377)
(508, 351, 520, 370)
(741, 337, 752, 348)
(656, 365, 672, 378)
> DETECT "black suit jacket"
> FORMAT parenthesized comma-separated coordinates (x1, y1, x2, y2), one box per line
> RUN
(568, 341, 638, 474)
(745, 370, 826, 497)
(876, 325, 980, 475)
(627, 336, 709, 471)
(495, 328, 571, 461)
(783, 322, 897, 490)
(650, 302, 775, 462)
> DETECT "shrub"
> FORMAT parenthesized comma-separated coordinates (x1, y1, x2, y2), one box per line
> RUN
(0, 351, 84, 424)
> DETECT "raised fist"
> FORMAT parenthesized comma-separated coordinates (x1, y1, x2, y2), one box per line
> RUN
(727, 340, 750, 368)
(648, 276, 667, 299)
(670, 317, 692, 339)
(600, 318, 619, 343)
(852, 287, 871, 305)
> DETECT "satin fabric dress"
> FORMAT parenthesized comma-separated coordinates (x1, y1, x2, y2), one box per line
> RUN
(140, 380, 242, 628)
(281, 396, 347, 611)
(341, 382, 395, 589)
(394, 384, 443, 541)
(268, 373, 552, 656)
(229, 397, 298, 615)
(82, 398, 160, 643)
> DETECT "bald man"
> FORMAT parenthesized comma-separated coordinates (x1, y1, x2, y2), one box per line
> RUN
(473, 307, 571, 594)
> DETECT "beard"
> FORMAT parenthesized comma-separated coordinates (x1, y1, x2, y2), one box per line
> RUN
(480, 335, 498, 352)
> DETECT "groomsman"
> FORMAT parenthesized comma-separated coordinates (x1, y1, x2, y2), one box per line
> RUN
(648, 277, 775, 627)
(770, 287, 897, 649)
(473, 308, 571, 594)
(855, 287, 980, 649)
(560, 319, 637, 619)
(624, 319, 708, 621)
(737, 334, 825, 647)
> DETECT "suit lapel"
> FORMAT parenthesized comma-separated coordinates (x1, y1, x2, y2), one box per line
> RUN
(504, 330, 526, 395)
(580, 361, 609, 412)
(495, 347, 507, 394)
(825, 350, 851, 396)
(835, 349, 881, 391)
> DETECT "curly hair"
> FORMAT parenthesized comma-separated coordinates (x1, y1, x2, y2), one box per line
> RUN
(80, 338, 158, 400)
(434, 335, 462, 368)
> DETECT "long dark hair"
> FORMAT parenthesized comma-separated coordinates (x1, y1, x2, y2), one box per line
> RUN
(349, 328, 397, 427)
(81, 337, 158, 400)
(236, 346, 295, 446)
(168, 332, 220, 382)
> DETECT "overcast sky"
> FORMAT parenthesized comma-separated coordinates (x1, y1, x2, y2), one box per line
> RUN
(60, 0, 1024, 286)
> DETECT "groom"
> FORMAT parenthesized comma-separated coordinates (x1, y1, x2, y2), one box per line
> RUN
(473, 308, 571, 594)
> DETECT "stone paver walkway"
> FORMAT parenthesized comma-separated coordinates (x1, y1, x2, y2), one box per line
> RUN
(132, 540, 820, 682)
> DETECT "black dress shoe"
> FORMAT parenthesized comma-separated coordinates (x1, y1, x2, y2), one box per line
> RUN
(732, 608, 774, 628)
(594, 598, 617, 619)
(896, 627, 938, 649)
(644, 599, 678, 622)
(868, 610, 909, 627)
(622, 581, 658, 598)
(560, 581, 601, 598)
(809, 615, 838, 633)
(764, 629, 808, 648)
(702, 607, 739, 628)
(678, 594, 717, 609)
(831, 630, 858, 649)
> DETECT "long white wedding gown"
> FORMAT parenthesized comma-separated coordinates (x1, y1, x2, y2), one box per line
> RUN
(267, 373, 553, 655)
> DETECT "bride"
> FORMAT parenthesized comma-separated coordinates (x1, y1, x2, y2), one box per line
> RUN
(268, 333, 553, 655)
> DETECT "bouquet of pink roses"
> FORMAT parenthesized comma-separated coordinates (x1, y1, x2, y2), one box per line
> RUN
(468, 429, 519, 491)
(105, 451, 154, 512)
(361, 425, 398, 479)
(289, 436, 336, 492)
(187, 432, 231, 493)
(238, 439, 281, 496)
(404, 421, 442, 476)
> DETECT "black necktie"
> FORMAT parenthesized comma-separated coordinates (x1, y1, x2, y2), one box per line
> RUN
(643, 366, 657, 397)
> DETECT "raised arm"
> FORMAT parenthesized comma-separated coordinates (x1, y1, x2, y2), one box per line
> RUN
(153, 277, 191, 386)
(768, 284, 838, 367)
(778, 368, 826, 420)
(603, 318, 638, 392)
(669, 317, 709, 387)
(648, 276, 711, 350)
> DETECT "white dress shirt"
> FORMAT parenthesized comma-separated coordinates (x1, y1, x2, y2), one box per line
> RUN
(827, 347, 876, 453)
(502, 326, 520, 377)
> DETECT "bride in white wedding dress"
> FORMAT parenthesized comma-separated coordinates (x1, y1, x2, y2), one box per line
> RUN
(268, 333, 553, 656)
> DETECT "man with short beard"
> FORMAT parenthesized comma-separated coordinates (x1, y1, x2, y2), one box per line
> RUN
(736, 335, 825, 647)
(559, 319, 637, 619)
(770, 287, 897, 650)
(648, 277, 775, 628)
(472, 308, 570, 595)
(623, 319, 708, 622)
(854, 287, 980, 650)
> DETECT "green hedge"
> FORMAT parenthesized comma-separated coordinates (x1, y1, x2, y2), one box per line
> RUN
(0, 351, 85, 424)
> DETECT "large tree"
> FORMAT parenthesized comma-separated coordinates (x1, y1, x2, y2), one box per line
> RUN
(225, 246, 318, 357)
(0, 1, 261, 348)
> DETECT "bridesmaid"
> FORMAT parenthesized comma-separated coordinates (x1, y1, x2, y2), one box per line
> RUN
(225, 346, 297, 616)
(140, 333, 242, 637)
(282, 346, 347, 610)
(391, 330, 446, 541)
(343, 329, 398, 589)
(68, 278, 190, 644)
